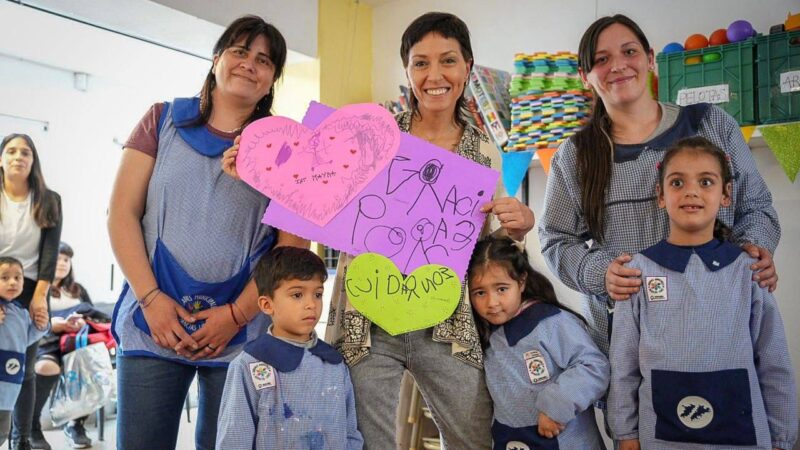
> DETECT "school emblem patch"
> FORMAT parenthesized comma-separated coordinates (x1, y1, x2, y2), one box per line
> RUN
(249, 362, 276, 390)
(506, 442, 530, 450)
(523, 350, 550, 384)
(5, 358, 20, 376)
(645, 276, 668, 302)
(677, 395, 714, 429)
(178, 295, 217, 332)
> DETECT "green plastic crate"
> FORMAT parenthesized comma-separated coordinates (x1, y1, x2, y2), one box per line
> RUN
(756, 30, 800, 124)
(657, 39, 757, 125)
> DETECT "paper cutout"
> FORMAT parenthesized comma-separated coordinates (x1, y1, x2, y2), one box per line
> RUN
(500, 151, 534, 196)
(238, 103, 400, 226)
(263, 102, 500, 280)
(536, 148, 557, 175)
(760, 123, 800, 182)
(740, 125, 756, 144)
(344, 253, 462, 335)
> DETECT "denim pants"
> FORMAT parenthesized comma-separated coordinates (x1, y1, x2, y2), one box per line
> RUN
(349, 325, 493, 450)
(116, 354, 227, 450)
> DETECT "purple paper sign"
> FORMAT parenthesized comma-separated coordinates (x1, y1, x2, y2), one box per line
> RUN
(263, 102, 499, 279)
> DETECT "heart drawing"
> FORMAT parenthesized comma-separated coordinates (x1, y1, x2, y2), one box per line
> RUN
(344, 253, 462, 336)
(237, 103, 401, 226)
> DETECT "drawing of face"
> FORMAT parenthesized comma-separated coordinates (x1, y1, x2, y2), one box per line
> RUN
(410, 218, 435, 242)
(419, 159, 443, 184)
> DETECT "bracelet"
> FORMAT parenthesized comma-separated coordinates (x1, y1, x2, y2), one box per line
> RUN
(228, 303, 244, 328)
(140, 290, 162, 309)
(232, 301, 250, 323)
(137, 287, 160, 309)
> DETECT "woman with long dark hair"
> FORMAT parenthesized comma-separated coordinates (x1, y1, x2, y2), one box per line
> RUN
(0, 134, 61, 450)
(538, 14, 779, 354)
(108, 15, 304, 450)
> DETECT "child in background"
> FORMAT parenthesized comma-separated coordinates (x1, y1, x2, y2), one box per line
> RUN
(0, 257, 48, 445)
(216, 246, 363, 450)
(608, 136, 797, 450)
(468, 236, 610, 449)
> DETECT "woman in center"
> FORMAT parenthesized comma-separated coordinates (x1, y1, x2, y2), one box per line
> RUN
(325, 12, 535, 449)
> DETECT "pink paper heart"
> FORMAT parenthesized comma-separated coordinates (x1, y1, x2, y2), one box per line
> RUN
(237, 103, 400, 226)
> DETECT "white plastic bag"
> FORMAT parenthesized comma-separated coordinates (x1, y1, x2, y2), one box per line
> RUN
(49, 326, 115, 426)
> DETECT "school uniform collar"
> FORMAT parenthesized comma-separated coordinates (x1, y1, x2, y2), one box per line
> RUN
(641, 239, 743, 273)
(244, 332, 343, 372)
(171, 97, 233, 158)
(494, 302, 561, 347)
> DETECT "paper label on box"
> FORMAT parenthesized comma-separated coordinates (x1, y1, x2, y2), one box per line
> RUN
(676, 84, 729, 106)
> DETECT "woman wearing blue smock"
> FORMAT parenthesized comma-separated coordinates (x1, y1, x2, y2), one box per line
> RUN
(108, 16, 305, 450)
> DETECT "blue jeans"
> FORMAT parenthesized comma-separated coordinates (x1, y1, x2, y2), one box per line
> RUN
(116, 355, 227, 450)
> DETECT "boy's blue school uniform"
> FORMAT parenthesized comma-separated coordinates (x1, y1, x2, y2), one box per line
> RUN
(0, 301, 48, 410)
(609, 239, 797, 449)
(216, 332, 363, 450)
(485, 303, 610, 449)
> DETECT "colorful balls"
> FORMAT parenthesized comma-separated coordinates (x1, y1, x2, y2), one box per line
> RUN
(662, 42, 685, 54)
(702, 52, 721, 63)
(708, 29, 730, 46)
(727, 20, 755, 42)
(685, 56, 702, 65)
(684, 34, 709, 50)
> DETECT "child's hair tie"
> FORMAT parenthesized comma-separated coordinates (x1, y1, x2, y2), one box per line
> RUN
(511, 236, 526, 252)
(656, 161, 662, 171)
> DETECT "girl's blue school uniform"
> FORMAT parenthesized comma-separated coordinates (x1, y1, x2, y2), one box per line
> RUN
(485, 303, 610, 449)
(216, 332, 363, 450)
(608, 239, 797, 449)
(0, 301, 48, 409)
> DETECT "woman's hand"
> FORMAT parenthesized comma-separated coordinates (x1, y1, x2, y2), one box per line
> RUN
(618, 439, 641, 450)
(52, 313, 85, 334)
(180, 306, 240, 360)
(29, 292, 49, 330)
(481, 197, 535, 241)
(537, 412, 565, 439)
(141, 293, 200, 351)
(221, 135, 241, 180)
(606, 253, 642, 301)
(742, 243, 778, 292)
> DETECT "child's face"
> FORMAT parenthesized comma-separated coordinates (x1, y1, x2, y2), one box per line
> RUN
(469, 262, 525, 326)
(259, 276, 324, 341)
(657, 150, 731, 245)
(0, 263, 24, 301)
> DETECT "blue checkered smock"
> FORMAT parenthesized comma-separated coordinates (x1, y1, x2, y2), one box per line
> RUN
(0, 301, 47, 409)
(608, 240, 797, 449)
(485, 303, 609, 449)
(216, 333, 363, 450)
(538, 103, 780, 354)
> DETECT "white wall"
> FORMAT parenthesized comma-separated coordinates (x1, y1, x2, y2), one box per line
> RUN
(372, 1, 800, 445)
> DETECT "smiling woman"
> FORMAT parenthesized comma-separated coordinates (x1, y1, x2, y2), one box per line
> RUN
(106, 15, 306, 450)
(324, 11, 536, 450)
(538, 14, 781, 356)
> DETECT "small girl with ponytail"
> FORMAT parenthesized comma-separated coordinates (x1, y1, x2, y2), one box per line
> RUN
(608, 136, 797, 450)
(468, 236, 610, 449)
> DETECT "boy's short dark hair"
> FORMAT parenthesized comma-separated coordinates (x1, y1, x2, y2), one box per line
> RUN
(253, 247, 328, 297)
(0, 256, 23, 272)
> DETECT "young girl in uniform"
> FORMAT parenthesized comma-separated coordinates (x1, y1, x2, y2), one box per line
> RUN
(608, 136, 797, 450)
(468, 236, 610, 449)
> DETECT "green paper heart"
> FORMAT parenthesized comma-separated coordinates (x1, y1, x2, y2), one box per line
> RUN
(344, 253, 462, 336)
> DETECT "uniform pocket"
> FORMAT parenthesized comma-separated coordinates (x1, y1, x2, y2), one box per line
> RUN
(491, 420, 559, 450)
(651, 368, 756, 446)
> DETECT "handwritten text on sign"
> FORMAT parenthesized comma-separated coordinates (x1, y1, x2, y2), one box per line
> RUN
(677, 84, 730, 106)
(344, 253, 462, 335)
(263, 102, 499, 280)
(780, 70, 800, 94)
